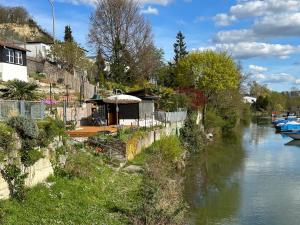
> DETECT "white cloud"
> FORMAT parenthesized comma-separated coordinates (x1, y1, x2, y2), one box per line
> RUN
(141, 6, 159, 15)
(253, 72, 296, 84)
(249, 65, 268, 73)
(214, 0, 300, 26)
(56, 0, 172, 6)
(213, 13, 236, 26)
(214, 29, 257, 43)
(198, 42, 300, 59)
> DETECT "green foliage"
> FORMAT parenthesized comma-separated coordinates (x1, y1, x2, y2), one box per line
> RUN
(21, 149, 43, 167)
(7, 116, 42, 166)
(252, 95, 270, 111)
(176, 51, 240, 96)
(64, 25, 74, 42)
(1, 164, 27, 201)
(180, 111, 204, 153)
(37, 117, 65, 147)
(133, 136, 186, 224)
(173, 31, 188, 64)
(7, 116, 39, 139)
(1, 79, 39, 100)
(0, 153, 142, 224)
(0, 123, 15, 153)
(150, 136, 184, 162)
(50, 41, 92, 73)
(205, 109, 226, 129)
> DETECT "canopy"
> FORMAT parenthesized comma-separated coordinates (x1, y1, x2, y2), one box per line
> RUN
(85, 94, 103, 103)
(103, 94, 142, 104)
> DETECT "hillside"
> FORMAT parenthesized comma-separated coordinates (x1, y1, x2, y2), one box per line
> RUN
(0, 5, 52, 43)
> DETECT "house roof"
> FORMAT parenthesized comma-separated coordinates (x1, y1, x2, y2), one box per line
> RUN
(126, 88, 159, 100)
(26, 41, 53, 45)
(0, 40, 29, 52)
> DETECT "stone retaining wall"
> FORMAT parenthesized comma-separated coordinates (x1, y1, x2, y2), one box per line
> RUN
(126, 122, 184, 161)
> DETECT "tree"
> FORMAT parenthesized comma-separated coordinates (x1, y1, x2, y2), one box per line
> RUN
(1, 80, 39, 100)
(50, 41, 91, 73)
(173, 31, 188, 64)
(176, 51, 240, 98)
(88, 0, 158, 84)
(64, 25, 74, 42)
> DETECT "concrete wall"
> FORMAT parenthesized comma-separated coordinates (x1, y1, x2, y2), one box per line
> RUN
(0, 62, 28, 82)
(126, 122, 185, 161)
(0, 149, 55, 200)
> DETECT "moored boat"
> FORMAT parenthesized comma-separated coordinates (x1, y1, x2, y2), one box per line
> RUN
(283, 131, 300, 140)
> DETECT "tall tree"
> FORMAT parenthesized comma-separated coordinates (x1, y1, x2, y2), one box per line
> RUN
(173, 31, 188, 64)
(64, 25, 74, 42)
(88, 0, 159, 84)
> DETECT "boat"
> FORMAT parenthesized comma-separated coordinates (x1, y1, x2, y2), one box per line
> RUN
(275, 121, 300, 132)
(283, 131, 300, 140)
(273, 116, 298, 126)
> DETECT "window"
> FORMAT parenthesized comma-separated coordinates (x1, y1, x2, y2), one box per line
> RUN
(5, 48, 14, 63)
(15, 51, 23, 65)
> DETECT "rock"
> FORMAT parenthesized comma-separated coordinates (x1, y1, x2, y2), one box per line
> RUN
(206, 133, 213, 140)
(123, 165, 144, 173)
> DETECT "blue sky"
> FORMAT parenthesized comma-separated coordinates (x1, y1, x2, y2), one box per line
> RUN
(1, 0, 300, 92)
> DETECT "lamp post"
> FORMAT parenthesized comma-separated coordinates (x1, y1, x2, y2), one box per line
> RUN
(48, 0, 55, 45)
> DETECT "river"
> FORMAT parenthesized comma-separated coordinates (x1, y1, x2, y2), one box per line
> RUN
(185, 120, 300, 225)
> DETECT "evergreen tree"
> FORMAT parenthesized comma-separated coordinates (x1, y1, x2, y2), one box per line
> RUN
(64, 25, 74, 42)
(173, 31, 188, 63)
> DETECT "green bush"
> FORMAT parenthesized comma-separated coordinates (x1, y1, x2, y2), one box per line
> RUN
(21, 149, 43, 167)
(1, 164, 27, 201)
(180, 111, 204, 152)
(150, 136, 183, 162)
(37, 117, 65, 147)
(0, 123, 15, 153)
(205, 109, 225, 129)
(7, 116, 39, 139)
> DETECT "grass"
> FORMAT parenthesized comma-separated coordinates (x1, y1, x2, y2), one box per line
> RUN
(0, 152, 143, 225)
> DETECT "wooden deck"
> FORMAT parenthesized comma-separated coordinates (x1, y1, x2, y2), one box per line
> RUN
(67, 126, 119, 137)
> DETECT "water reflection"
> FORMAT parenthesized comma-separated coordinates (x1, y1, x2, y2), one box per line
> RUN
(185, 129, 245, 225)
(186, 123, 300, 225)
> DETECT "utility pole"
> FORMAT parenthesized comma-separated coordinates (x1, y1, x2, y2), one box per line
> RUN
(48, 0, 55, 113)
(48, 0, 55, 45)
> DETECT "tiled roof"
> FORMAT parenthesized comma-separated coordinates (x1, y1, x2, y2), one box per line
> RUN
(0, 40, 29, 52)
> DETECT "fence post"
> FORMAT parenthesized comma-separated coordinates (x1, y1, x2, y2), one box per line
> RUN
(20, 101, 25, 118)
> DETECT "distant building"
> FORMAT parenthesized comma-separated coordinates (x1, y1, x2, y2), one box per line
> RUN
(20, 41, 51, 60)
(0, 40, 28, 82)
(243, 96, 257, 104)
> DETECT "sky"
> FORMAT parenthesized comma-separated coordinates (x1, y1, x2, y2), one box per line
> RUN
(1, 0, 300, 92)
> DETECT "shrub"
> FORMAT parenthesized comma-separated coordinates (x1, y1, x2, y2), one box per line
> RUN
(1, 164, 27, 201)
(21, 149, 43, 167)
(180, 111, 204, 153)
(0, 123, 15, 153)
(205, 109, 225, 129)
(37, 117, 65, 147)
(7, 116, 39, 139)
(150, 136, 183, 162)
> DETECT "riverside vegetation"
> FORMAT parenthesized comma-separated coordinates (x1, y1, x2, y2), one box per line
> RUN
(0, 130, 188, 224)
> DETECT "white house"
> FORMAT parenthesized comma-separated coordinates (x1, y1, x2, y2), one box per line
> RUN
(243, 96, 257, 104)
(20, 41, 51, 59)
(0, 40, 28, 82)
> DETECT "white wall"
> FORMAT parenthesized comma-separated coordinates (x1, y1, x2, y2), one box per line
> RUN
(0, 62, 28, 82)
(25, 43, 51, 59)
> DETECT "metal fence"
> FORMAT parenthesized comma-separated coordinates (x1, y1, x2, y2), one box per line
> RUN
(0, 100, 45, 120)
(155, 110, 187, 123)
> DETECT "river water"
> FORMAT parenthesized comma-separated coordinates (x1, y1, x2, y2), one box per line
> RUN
(185, 121, 300, 225)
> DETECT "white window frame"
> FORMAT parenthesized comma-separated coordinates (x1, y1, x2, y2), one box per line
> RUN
(15, 51, 23, 65)
(6, 48, 14, 63)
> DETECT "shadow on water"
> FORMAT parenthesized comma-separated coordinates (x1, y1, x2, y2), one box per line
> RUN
(185, 128, 246, 225)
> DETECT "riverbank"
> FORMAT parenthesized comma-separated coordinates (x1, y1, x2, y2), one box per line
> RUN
(0, 135, 187, 225)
